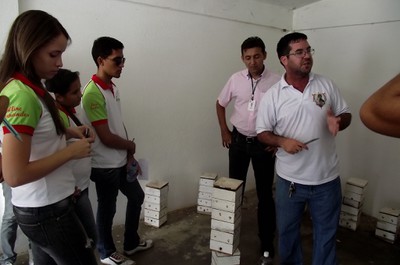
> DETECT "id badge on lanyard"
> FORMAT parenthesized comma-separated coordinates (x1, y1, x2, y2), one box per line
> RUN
(248, 78, 259, 112)
(248, 98, 256, 111)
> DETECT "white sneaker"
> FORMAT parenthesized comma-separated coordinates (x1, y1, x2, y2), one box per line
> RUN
(124, 239, 153, 255)
(100, 252, 135, 265)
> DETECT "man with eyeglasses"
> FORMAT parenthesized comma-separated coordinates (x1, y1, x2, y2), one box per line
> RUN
(81, 37, 153, 265)
(216, 36, 280, 261)
(256, 32, 352, 265)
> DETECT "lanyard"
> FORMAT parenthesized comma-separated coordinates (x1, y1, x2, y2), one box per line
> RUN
(250, 77, 260, 101)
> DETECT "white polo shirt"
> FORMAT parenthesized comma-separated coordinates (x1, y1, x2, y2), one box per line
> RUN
(1, 76, 75, 207)
(256, 73, 350, 185)
(58, 107, 91, 191)
(81, 75, 127, 168)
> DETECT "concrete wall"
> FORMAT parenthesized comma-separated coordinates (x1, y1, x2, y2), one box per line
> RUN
(293, 0, 400, 217)
(1, 0, 290, 253)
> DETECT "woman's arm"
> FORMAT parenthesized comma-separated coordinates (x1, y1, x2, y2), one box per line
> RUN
(2, 133, 92, 187)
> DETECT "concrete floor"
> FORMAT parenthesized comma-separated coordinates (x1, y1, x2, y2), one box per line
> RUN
(13, 189, 400, 264)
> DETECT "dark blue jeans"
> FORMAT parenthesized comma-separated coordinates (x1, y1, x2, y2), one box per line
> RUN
(91, 166, 145, 259)
(276, 176, 341, 265)
(229, 128, 276, 255)
(13, 196, 97, 265)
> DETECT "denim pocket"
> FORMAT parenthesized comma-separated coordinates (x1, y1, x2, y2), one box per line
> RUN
(14, 215, 50, 247)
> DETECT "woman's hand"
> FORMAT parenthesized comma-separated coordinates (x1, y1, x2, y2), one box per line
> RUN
(66, 126, 95, 143)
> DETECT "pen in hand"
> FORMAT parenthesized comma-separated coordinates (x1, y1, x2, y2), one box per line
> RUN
(84, 128, 90, 138)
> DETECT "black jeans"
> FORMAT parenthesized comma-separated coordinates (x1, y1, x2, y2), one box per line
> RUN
(13, 196, 97, 265)
(229, 128, 276, 255)
(91, 166, 145, 259)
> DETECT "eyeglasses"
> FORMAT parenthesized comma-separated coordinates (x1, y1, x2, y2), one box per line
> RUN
(287, 48, 315, 58)
(106, 56, 126, 66)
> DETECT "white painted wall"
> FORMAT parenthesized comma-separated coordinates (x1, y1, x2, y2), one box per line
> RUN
(293, 0, 400, 217)
(15, 0, 288, 226)
(1, 0, 399, 255)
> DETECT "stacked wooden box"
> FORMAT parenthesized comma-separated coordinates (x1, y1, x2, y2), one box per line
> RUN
(211, 249, 240, 265)
(197, 172, 218, 215)
(339, 177, 368, 231)
(144, 180, 169, 228)
(210, 177, 243, 264)
(375, 207, 400, 244)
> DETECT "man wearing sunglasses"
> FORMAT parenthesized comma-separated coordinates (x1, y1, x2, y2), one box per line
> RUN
(81, 37, 153, 265)
(256, 32, 351, 265)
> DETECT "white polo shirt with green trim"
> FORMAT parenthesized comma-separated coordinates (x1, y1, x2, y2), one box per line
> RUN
(81, 76, 127, 168)
(0, 79, 75, 207)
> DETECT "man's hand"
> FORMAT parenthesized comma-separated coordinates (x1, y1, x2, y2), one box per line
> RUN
(221, 130, 232, 148)
(281, 138, 308, 155)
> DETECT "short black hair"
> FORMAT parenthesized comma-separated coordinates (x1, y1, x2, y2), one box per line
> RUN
(91, 36, 124, 67)
(241, 36, 266, 55)
(276, 32, 308, 58)
(46, 69, 79, 95)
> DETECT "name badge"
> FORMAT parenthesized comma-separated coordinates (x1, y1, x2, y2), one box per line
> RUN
(248, 99, 256, 111)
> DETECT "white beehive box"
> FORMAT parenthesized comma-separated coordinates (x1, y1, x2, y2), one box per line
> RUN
(343, 191, 364, 202)
(340, 211, 361, 222)
(201, 172, 218, 181)
(344, 178, 368, 195)
(211, 249, 240, 265)
(343, 197, 363, 208)
(376, 220, 399, 233)
(144, 180, 169, 228)
(197, 173, 218, 215)
(144, 200, 167, 212)
(211, 216, 241, 234)
(341, 204, 362, 216)
(198, 198, 212, 207)
(144, 215, 167, 228)
(375, 207, 400, 243)
(199, 191, 213, 200)
(375, 228, 396, 243)
(212, 207, 242, 224)
(197, 205, 212, 214)
(212, 198, 240, 213)
(339, 218, 359, 231)
(209, 231, 240, 255)
(210, 228, 240, 245)
(144, 207, 167, 219)
(378, 207, 400, 225)
(200, 177, 216, 187)
(199, 185, 213, 193)
(213, 178, 243, 202)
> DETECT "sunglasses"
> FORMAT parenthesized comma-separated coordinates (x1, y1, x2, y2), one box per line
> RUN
(106, 56, 126, 66)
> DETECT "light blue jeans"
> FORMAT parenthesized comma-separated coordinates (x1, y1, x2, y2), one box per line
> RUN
(1, 182, 17, 264)
(275, 176, 341, 265)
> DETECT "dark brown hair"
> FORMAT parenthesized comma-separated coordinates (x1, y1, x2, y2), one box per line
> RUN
(0, 10, 71, 135)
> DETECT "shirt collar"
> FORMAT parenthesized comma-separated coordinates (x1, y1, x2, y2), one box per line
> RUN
(246, 65, 266, 80)
(12, 72, 46, 97)
(280, 72, 315, 89)
(91, 74, 115, 95)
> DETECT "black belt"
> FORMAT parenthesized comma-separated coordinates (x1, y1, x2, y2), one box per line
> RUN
(233, 127, 258, 144)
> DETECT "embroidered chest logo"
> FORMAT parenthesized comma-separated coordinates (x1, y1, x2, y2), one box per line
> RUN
(312, 92, 326, 108)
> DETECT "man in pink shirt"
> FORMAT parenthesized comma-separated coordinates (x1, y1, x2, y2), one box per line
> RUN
(216, 36, 280, 260)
